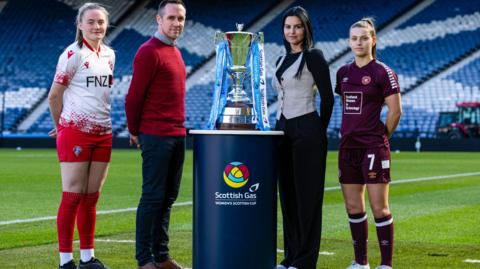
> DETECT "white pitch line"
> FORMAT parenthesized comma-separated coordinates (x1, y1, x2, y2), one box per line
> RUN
(464, 259, 480, 263)
(276, 248, 335, 255)
(95, 239, 135, 243)
(0, 201, 192, 226)
(324, 171, 480, 191)
(1, 172, 479, 226)
(94, 240, 336, 257)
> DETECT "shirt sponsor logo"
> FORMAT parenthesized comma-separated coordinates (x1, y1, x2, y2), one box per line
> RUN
(86, 75, 112, 88)
(343, 92, 363, 114)
(381, 160, 390, 169)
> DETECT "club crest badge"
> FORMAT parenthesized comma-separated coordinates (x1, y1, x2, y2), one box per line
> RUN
(361, 76, 371, 85)
(73, 146, 82, 157)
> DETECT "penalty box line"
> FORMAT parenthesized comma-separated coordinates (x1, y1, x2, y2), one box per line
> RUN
(1, 171, 479, 226)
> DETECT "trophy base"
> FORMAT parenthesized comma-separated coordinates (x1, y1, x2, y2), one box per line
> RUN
(216, 102, 256, 130)
(216, 122, 256, 130)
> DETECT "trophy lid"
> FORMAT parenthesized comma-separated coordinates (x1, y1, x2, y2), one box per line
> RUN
(225, 23, 253, 36)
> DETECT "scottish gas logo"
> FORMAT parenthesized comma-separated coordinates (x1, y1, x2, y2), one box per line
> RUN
(223, 162, 250, 188)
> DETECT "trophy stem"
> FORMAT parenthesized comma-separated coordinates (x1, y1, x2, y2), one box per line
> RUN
(228, 71, 251, 103)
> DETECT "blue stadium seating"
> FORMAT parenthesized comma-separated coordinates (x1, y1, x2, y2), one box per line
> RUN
(1, 0, 479, 139)
(0, 0, 75, 131)
(148, 0, 279, 31)
(0, 0, 76, 90)
(398, 0, 479, 29)
(112, 29, 205, 77)
(184, 0, 422, 132)
(28, 110, 52, 134)
(262, 0, 419, 44)
(378, 29, 480, 80)
(447, 57, 480, 87)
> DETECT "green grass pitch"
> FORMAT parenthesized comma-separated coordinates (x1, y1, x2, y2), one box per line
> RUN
(0, 149, 479, 268)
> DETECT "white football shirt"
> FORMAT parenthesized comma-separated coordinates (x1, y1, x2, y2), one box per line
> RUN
(54, 40, 115, 135)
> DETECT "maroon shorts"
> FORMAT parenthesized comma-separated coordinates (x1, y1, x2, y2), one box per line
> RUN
(338, 145, 391, 184)
(56, 126, 112, 163)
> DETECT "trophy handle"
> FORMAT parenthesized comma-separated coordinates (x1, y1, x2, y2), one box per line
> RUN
(254, 32, 264, 44)
(214, 31, 226, 45)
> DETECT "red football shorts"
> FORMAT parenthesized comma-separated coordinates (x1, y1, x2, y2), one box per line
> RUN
(56, 126, 112, 163)
(338, 145, 391, 184)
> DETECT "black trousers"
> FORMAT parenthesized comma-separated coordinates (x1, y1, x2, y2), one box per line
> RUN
(135, 134, 185, 266)
(276, 112, 328, 269)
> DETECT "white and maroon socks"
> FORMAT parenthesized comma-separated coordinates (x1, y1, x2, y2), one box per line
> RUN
(375, 214, 394, 267)
(348, 212, 369, 265)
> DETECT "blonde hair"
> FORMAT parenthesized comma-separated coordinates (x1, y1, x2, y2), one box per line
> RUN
(350, 17, 377, 58)
(75, 3, 109, 47)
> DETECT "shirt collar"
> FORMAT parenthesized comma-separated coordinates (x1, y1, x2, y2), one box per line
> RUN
(83, 38, 101, 53)
(154, 31, 175, 46)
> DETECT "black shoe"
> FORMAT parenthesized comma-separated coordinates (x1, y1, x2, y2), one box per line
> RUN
(78, 258, 109, 269)
(59, 260, 77, 269)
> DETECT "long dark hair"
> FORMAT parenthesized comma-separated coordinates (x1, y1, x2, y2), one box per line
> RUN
(281, 6, 314, 79)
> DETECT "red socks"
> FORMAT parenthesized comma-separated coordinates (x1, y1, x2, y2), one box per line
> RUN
(77, 192, 100, 250)
(348, 212, 369, 265)
(57, 192, 100, 252)
(375, 214, 394, 267)
(57, 192, 83, 252)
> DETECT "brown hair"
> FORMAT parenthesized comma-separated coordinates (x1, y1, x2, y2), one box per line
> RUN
(75, 3, 109, 47)
(350, 17, 377, 58)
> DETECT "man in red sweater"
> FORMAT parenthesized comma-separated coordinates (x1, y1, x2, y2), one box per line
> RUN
(125, 1, 186, 269)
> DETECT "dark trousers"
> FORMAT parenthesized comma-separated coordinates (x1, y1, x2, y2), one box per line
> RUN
(135, 134, 185, 266)
(276, 112, 328, 269)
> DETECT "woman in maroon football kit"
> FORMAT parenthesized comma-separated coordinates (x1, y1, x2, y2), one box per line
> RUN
(335, 18, 402, 269)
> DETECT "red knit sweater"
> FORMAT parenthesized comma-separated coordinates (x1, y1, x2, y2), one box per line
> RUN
(125, 37, 186, 137)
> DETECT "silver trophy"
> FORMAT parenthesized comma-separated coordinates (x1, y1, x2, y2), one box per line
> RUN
(215, 24, 258, 130)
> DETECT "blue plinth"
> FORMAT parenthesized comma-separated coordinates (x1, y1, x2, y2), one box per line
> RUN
(190, 130, 283, 269)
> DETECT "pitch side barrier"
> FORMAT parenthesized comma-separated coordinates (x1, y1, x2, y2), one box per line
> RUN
(1, 135, 480, 151)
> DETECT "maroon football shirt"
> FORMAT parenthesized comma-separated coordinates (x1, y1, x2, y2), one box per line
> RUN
(335, 60, 400, 148)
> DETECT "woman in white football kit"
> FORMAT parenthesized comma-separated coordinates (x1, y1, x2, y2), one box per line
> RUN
(48, 3, 114, 269)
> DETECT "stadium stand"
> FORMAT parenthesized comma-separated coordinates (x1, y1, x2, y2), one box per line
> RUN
(377, 0, 480, 137)
(1, 0, 479, 140)
(182, 0, 422, 131)
(58, 0, 135, 24)
(0, 0, 76, 132)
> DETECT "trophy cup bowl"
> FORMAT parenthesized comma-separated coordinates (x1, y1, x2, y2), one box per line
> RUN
(216, 28, 257, 130)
